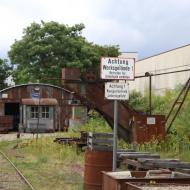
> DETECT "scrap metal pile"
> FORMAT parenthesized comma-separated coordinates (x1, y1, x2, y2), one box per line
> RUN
(54, 131, 88, 152)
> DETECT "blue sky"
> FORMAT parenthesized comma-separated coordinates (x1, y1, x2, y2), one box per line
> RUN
(1, 0, 190, 59)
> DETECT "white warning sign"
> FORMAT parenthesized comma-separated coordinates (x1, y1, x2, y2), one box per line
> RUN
(105, 82, 129, 100)
(100, 57, 135, 80)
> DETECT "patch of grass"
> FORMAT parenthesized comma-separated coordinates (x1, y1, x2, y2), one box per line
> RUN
(118, 134, 190, 162)
(1, 89, 190, 190)
(0, 115, 111, 189)
(179, 151, 190, 162)
(0, 134, 84, 190)
(76, 111, 112, 133)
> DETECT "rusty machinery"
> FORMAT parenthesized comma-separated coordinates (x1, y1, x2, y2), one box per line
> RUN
(61, 68, 166, 144)
(136, 69, 190, 135)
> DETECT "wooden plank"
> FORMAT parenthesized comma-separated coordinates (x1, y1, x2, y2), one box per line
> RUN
(88, 132, 113, 138)
(138, 159, 190, 169)
(124, 159, 140, 167)
(88, 144, 113, 151)
(87, 132, 114, 151)
(117, 149, 136, 153)
(138, 158, 180, 163)
(119, 154, 160, 159)
(123, 159, 152, 170)
(173, 171, 190, 178)
(88, 138, 113, 145)
(118, 152, 151, 155)
(144, 162, 190, 169)
(175, 169, 190, 175)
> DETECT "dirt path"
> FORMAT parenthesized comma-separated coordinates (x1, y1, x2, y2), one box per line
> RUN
(0, 132, 56, 141)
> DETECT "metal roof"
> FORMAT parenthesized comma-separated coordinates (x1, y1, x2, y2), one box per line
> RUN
(138, 43, 190, 62)
(0, 83, 74, 94)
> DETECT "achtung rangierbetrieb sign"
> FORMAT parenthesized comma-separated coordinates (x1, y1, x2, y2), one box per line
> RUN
(105, 82, 129, 100)
(100, 57, 135, 80)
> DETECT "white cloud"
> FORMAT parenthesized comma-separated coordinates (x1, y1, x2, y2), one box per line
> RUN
(1, 0, 190, 58)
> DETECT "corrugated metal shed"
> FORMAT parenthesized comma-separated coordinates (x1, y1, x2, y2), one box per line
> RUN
(0, 83, 75, 133)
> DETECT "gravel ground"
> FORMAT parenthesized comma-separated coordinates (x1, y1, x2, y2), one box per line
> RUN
(0, 153, 31, 190)
(0, 132, 56, 142)
(131, 183, 190, 190)
(142, 186, 190, 190)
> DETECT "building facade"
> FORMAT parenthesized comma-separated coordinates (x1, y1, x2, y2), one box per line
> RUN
(0, 83, 87, 133)
(127, 44, 190, 94)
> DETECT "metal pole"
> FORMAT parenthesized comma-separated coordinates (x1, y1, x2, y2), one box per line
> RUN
(113, 100, 118, 172)
(135, 68, 190, 79)
(36, 89, 40, 141)
(149, 75, 152, 115)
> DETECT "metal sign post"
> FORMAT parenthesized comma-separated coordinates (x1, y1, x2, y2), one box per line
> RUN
(104, 82, 129, 171)
(101, 56, 135, 172)
(113, 99, 118, 171)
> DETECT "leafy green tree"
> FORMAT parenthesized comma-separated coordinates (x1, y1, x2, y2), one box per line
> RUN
(0, 58, 11, 90)
(9, 21, 119, 85)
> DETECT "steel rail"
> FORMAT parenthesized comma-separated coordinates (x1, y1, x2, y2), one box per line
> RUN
(135, 68, 190, 78)
(0, 150, 36, 190)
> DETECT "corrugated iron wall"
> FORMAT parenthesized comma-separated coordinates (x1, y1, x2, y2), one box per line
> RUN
(0, 84, 73, 132)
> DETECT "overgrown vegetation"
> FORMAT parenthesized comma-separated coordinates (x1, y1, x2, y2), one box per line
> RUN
(0, 136, 84, 190)
(118, 134, 190, 162)
(123, 85, 190, 160)
(75, 111, 112, 133)
(0, 58, 12, 89)
(0, 85, 190, 189)
(128, 85, 190, 137)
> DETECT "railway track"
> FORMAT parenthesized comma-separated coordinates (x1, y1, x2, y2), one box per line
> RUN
(0, 151, 36, 190)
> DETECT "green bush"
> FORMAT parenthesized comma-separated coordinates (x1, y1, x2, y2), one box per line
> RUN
(77, 111, 112, 133)
(128, 85, 190, 137)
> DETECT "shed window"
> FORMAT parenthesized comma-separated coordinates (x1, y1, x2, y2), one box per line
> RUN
(41, 106, 50, 118)
(29, 106, 52, 119)
(30, 106, 39, 119)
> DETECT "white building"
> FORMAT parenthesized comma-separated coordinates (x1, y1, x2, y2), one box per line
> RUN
(125, 44, 190, 94)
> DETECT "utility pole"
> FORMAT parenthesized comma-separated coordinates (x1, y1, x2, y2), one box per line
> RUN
(35, 87, 40, 141)
(145, 72, 152, 115)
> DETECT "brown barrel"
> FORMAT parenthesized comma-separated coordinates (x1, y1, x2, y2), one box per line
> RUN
(84, 150, 113, 190)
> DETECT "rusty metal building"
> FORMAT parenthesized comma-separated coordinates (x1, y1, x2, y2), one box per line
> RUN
(0, 83, 78, 133)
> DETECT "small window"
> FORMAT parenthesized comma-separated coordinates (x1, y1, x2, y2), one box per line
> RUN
(41, 106, 50, 118)
(30, 106, 39, 119)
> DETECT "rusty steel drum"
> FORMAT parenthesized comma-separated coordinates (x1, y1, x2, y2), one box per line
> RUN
(84, 150, 113, 190)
